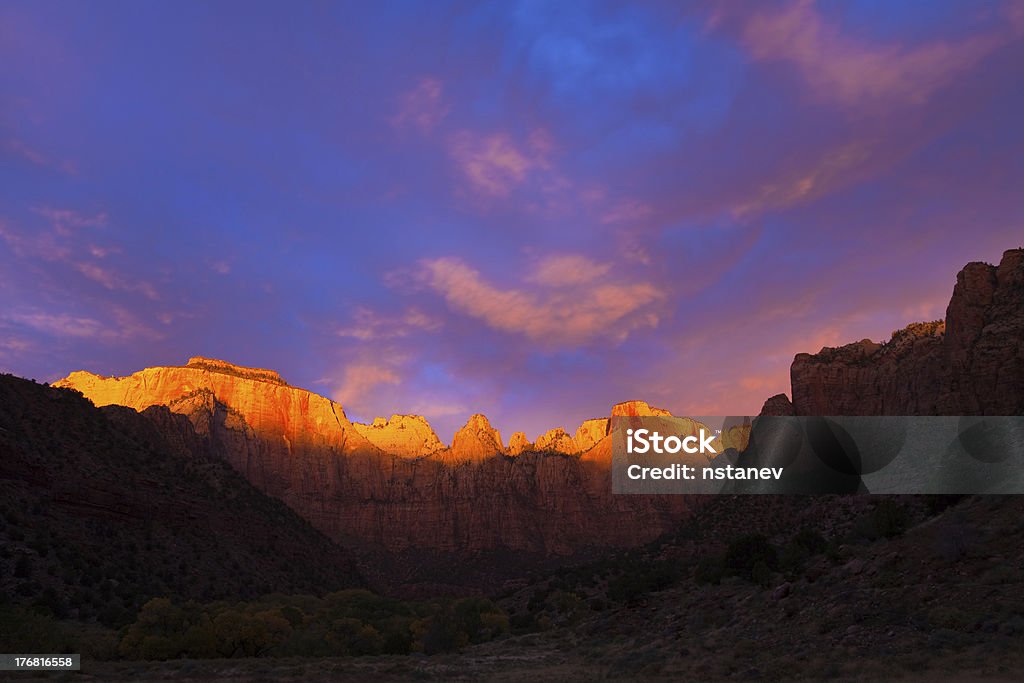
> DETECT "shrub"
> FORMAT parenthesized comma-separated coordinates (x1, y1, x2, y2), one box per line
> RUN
(853, 500, 910, 540)
(723, 534, 778, 581)
(694, 557, 725, 585)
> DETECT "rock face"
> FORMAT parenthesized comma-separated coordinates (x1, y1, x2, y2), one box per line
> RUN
(56, 361, 690, 592)
(353, 415, 444, 458)
(574, 418, 610, 452)
(535, 427, 576, 453)
(782, 249, 1024, 416)
(611, 400, 672, 418)
(508, 431, 531, 455)
(0, 374, 363, 621)
(759, 394, 796, 416)
(442, 414, 505, 464)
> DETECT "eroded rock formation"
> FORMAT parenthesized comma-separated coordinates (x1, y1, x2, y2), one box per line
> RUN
(353, 414, 444, 458)
(508, 431, 531, 455)
(776, 249, 1024, 416)
(57, 361, 690, 592)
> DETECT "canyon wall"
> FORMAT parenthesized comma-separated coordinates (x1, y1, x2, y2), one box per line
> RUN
(57, 359, 688, 592)
(763, 249, 1024, 417)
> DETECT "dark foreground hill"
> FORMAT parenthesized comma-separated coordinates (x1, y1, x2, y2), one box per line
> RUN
(0, 373, 363, 629)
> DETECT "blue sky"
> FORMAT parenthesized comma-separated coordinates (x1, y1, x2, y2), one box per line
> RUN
(2, 0, 1023, 440)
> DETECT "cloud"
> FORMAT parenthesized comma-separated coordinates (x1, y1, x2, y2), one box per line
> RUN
(417, 255, 663, 345)
(34, 206, 107, 235)
(6, 311, 107, 340)
(732, 140, 875, 216)
(332, 363, 402, 406)
(448, 131, 550, 197)
(3, 139, 77, 174)
(2, 210, 160, 301)
(729, 0, 1020, 108)
(392, 77, 450, 133)
(526, 254, 611, 287)
(4, 138, 47, 166)
(4, 307, 163, 343)
(406, 399, 468, 420)
(601, 199, 654, 225)
(337, 307, 442, 341)
(74, 262, 160, 300)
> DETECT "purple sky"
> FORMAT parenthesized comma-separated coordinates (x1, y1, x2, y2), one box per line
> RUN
(2, 1, 1023, 442)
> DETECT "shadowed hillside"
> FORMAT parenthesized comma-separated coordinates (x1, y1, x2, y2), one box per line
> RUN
(0, 374, 363, 630)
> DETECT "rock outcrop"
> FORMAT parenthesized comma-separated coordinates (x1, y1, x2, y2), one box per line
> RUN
(353, 414, 444, 458)
(611, 400, 672, 418)
(508, 431, 531, 455)
(0, 373, 363, 621)
(56, 361, 690, 592)
(534, 427, 576, 453)
(573, 418, 610, 452)
(778, 248, 1024, 416)
(759, 393, 796, 416)
(441, 413, 505, 464)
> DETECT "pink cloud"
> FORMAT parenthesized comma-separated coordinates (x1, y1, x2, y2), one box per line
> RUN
(731, 0, 1021, 108)
(601, 198, 654, 225)
(418, 255, 663, 345)
(34, 206, 108, 235)
(332, 363, 402, 406)
(732, 140, 875, 216)
(74, 262, 160, 301)
(3, 139, 78, 175)
(392, 77, 450, 133)
(4, 138, 47, 166)
(526, 254, 612, 287)
(337, 306, 442, 341)
(448, 130, 550, 198)
(5, 308, 160, 343)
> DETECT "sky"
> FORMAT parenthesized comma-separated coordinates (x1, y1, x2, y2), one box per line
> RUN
(2, 0, 1023, 442)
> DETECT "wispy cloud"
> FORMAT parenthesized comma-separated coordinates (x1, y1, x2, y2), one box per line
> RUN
(332, 362, 402, 406)
(34, 207, 108, 235)
(728, 0, 1021, 108)
(417, 255, 663, 345)
(448, 130, 551, 198)
(337, 306, 441, 341)
(74, 262, 160, 300)
(4, 308, 161, 343)
(392, 77, 450, 133)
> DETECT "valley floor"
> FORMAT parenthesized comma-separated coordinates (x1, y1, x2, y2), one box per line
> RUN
(10, 635, 1024, 682)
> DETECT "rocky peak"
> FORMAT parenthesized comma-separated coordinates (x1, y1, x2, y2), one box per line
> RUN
(944, 261, 998, 353)
(785, 248, 1024, 416)
(508, 431, 531, 455)
(610, 400, 672, 418)
(534, 427, 576, 453)
(352, 414, 444, 458)
(445, 413, 505, 464)
(573, 418, 609, 452)
(185, 357, 288, 385)
(759, 394, 796, 416)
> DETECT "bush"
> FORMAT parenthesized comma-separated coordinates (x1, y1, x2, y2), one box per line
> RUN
(608, 561, 681, 603)
(853, 500, 910, 540)
(694, 557, 725, 585)
(723, 534, 778, 581)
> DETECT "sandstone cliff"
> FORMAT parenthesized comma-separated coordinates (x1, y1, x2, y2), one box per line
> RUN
(534, 427, 576, 453)
(508, 431, 531, 455)
(353, 414, 444, 458)
(57, 361, 690, 592)
(611, 400, 673, 418)
(773, 248, 1024, 416)
(439, 413, 505, 464)
(574, 418, 610, 452)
